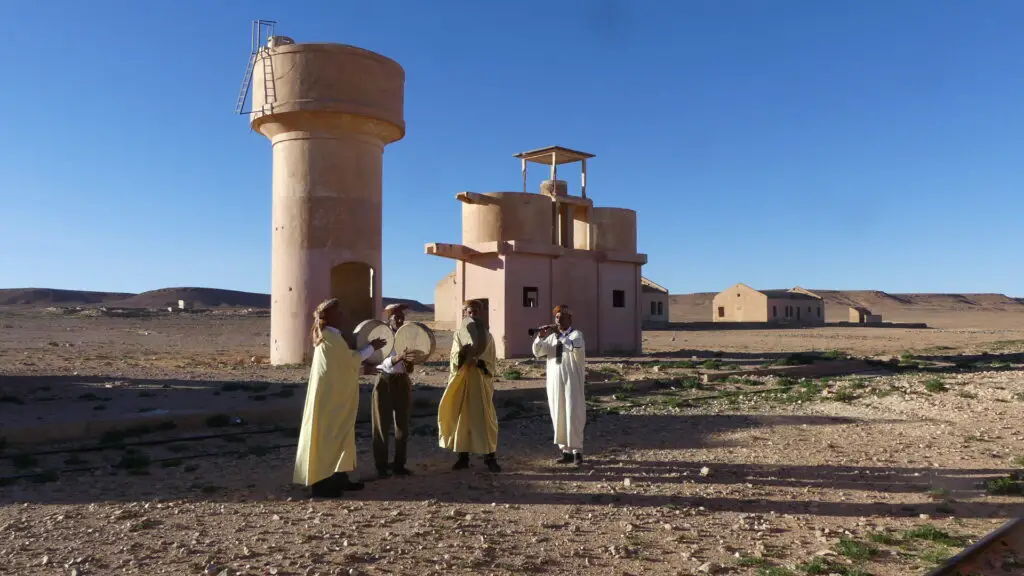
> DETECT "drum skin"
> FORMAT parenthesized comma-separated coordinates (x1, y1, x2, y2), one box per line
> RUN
(394, 321, 436, 363)
(354, 319, 395, 365)
(459, 316, 487, 359)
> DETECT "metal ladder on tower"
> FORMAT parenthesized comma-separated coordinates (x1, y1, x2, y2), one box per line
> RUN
(260, 42, 277, 117)
(233, 19, 277, 115)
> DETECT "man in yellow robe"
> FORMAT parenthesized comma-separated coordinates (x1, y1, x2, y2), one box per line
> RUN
(437, 299, 501, 472)
(294, 298, 386, 498)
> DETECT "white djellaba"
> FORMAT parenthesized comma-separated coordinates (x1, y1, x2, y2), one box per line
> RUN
(532, 314, 586, 455)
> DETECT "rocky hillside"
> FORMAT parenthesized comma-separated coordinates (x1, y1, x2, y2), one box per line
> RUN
(0, 287, 432, 312)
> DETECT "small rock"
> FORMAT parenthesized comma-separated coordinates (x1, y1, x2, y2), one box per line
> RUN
(700, 467, 712, 477)
(697, 562, 715, 573)
(920, 514, 931, 520)
(623, 478, 633, 487)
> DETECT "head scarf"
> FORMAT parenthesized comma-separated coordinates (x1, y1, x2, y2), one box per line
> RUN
(385, 303, 409, 317)
(311, 298, 339, 347)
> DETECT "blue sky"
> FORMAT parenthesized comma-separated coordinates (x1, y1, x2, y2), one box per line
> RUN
(2, 1, 1022, 303)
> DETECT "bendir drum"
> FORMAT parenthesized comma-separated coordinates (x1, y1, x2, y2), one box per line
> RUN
(354, 319, 395, 365)
(393, 321, 436, 364)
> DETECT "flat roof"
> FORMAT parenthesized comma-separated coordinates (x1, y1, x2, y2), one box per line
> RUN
(513, 146, 595, 166)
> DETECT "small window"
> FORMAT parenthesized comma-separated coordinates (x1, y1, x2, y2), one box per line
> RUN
(717, 306, 725, 318)
(817, 307, 821, 318)
(650, 301, 657, 315)
(613, 290, 625, 308)
(772, 305, 777, 318)
(522, 286, 538, 308)
(657, 301, 663, 315)
(808, 306, 812, 313)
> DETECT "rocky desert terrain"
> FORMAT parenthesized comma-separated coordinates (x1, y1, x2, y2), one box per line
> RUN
(2, 288, 1024, 576)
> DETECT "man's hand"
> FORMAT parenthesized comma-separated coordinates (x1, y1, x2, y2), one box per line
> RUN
(370, 337, 387, 350)
(457, 344, 472, 368)
(401, 350, 419, 364)
(476, 359, 490, 376)
(536, 324, 557, 339)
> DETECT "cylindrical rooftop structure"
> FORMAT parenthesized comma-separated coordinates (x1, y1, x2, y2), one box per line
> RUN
(250, 42, 405, 365)
(461, 192, 555, 245)
(589, 207, 638, 253)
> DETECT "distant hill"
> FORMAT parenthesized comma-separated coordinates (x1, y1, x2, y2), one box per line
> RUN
(0, 288, 135, 306)
(670, 289, 1024, 327)
(0, 287, 432, 313)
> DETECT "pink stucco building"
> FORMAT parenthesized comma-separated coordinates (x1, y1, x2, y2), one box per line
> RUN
(425, 146, 649, 358)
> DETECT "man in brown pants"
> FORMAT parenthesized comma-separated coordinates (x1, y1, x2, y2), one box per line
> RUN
(372, 304, 418, 479)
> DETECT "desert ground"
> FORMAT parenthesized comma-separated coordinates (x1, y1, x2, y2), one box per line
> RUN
(2, 296, 1024, 576)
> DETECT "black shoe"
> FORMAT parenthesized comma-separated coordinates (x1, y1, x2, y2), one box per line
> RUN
(452, 453, 470, 470)
(310, 477, 342, 498)
(392, 466, 413, 476)
(484, 455, 502, 473)
(556, 452, 573, 464)
(333, 472, 365, 491)
(574, 453, 584, 466)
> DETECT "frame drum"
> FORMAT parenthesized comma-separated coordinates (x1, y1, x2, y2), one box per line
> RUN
(459, 316, 487, 359)
(354, 319, 395, 365)
(394, 321, 436, 363)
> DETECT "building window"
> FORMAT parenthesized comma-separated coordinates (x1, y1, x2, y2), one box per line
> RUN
(772, 305, 777, 318)
(612, 290, 625, 308)
(522, 287, 538, 308)
(657, 301, 663, 316)
(717, 306, 725, 318)
(650, 301, 657, 315)
(817, 307, 821, 318)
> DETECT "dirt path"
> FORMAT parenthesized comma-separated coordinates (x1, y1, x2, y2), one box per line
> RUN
(2, 309, 1024, 575)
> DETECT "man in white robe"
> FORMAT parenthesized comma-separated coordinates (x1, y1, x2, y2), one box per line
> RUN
(531, 304, 586, 466)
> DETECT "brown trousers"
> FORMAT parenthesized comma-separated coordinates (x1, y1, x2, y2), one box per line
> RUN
(371, 371, 412, 470)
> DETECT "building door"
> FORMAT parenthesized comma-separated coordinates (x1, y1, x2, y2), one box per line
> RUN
(796, 306, 801, 321)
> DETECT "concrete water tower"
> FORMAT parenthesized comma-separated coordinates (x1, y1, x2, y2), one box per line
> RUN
(235, 20, 406, 364)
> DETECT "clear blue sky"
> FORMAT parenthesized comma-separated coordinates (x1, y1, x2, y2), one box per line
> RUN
(2, 1, 1022, 303)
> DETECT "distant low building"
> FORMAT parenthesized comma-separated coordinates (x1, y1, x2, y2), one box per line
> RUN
(849, 306, 882, 324)
(641, 277, 669, 328)
(712, 283, 825, 326)
(849, 306, 871, 323)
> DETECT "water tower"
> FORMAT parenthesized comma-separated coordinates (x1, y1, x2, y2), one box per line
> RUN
(235, 20, 406, 364)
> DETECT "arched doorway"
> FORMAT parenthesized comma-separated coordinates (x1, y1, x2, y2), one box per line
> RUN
(331, 262, 374, 334)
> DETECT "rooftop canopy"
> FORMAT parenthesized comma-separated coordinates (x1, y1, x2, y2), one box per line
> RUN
(513, 146, 595, 166)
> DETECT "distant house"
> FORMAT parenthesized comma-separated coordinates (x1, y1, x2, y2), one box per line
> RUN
(641, 277, 670, 328)
(848, 306, 883, 324)
(848, 306, 871, 323)
(712, 283, 825, 326)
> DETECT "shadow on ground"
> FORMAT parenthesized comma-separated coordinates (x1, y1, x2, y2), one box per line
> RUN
(4, 411, 1019, 520)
